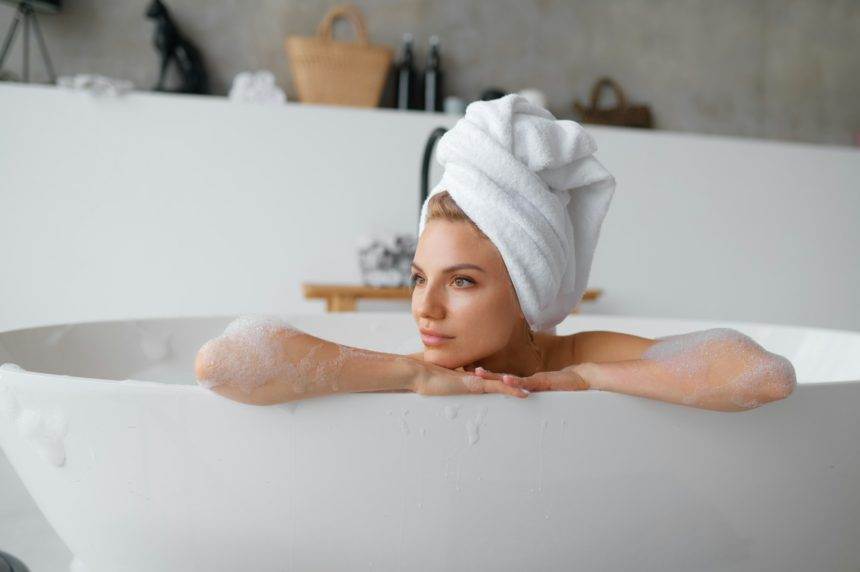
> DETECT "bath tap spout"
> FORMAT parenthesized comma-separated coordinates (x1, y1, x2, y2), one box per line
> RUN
(420, 126, 448, 224)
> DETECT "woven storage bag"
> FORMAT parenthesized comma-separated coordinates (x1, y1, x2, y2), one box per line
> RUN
(285, 4, 393, 107)
(573, 77, 654, 129)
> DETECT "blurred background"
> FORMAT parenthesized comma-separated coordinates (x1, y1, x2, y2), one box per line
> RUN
(1, 0, 858, 338)
(2, 0, 859, 145)
(0, 3, 859, 569)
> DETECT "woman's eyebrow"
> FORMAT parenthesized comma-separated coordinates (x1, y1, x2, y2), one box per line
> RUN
(411, 262, 486, 273)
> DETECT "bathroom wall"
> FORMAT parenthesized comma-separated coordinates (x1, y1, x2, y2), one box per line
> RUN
(0, 0, 858, 146)
(1, 83, 858, 333)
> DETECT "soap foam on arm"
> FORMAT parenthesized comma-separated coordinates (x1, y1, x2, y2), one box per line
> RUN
(195, 315, 419, 405)
(640, 328, 797, 409)
(584, 328, 797, 412)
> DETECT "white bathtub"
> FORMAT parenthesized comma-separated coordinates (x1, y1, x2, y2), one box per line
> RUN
(0, 313, 858, 572)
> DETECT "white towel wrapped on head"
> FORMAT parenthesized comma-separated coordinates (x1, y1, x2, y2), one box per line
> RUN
(417, 93, 616, 333)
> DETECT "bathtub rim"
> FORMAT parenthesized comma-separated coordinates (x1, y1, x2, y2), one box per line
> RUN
(1, 312, 859, 390)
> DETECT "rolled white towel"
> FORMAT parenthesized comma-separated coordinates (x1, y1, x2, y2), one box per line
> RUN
(57, 74, 134, 96)
(418, 93, 616, 333)
(228, 70, 286, 105)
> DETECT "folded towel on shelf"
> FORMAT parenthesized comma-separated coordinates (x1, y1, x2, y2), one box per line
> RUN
(57, 74, 134, 96)
(418, 93, 616, 334)
(228, 70, 286, 105)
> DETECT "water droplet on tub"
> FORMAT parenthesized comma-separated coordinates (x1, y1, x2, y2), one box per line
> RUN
(465, 405, 488, 446)
(0, 384, 22, 421)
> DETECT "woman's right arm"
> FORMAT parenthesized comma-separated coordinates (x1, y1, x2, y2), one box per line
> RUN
(195, 329, 526, 405)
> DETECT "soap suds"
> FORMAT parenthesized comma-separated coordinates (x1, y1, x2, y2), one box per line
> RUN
(0, 383, 22, 420)
(642, 328, 797, 408)
(15, 406, 68, 467)
(443, 404, 460, 420)
(196, 314, 401, 398)
(0, 362, 23, 372)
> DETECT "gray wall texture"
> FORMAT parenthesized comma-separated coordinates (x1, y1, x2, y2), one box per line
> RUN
(1, 0, 858, 146)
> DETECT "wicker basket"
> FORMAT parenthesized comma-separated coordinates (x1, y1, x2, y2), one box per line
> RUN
(285, 4, 393, 107)
(573, 77, 654, 129)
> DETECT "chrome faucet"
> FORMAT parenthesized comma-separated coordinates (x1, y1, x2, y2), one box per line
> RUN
(420, 127, 448, 222)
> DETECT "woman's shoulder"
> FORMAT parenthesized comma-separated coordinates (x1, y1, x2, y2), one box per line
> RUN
(543, 330, 656, 366)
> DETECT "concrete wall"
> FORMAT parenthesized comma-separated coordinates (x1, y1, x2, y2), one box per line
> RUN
(1, 83, 858, 334)
(0, 0, 858, 146)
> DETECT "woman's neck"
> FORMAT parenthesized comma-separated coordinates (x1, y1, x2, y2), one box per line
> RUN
(461, 324, 551, 377)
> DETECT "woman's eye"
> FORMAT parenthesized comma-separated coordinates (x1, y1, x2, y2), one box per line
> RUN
(410, 274, 424, 287)
(453, 276, 475, 288)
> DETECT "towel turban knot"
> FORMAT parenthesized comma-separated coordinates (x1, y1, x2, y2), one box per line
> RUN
(418, 93, 616, 333)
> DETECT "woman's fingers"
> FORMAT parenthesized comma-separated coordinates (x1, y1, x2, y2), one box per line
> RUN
(503, 370, 589, 392)
(474, 366, 505, 381)
(476, 367, 544, 391)
(504, 373, 552, 391)
(475, 374, 528, 398)
(418, 365, 528, 398)
(476, 376, 528, 398)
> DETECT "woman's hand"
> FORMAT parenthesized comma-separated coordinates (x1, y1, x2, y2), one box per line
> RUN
(412, 360, 530, 398)
(473, 364, 590, 392)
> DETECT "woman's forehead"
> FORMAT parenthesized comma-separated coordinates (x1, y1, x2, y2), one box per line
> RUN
(415, 221, 504, 270)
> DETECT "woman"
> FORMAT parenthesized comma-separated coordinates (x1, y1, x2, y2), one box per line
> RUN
(195, 95, 796, 411)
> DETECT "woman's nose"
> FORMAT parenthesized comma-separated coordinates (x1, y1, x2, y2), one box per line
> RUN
(415, 280, 445, 320)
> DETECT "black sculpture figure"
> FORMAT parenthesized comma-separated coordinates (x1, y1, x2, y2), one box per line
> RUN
(145, 0, 209, 94)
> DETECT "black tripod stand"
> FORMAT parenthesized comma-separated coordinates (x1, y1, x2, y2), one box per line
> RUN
(0, 1, 56, 83)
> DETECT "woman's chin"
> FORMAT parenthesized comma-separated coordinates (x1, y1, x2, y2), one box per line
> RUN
(422, 348, 460, 369)
(424, 348, 478, 371)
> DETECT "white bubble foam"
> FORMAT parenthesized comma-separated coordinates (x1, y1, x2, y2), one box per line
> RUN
(0, 384, 22, 420)
(17, 407, 68, 467)
(643, 328, 796, 409)
(1, 362, 24, 372)
(196, 314, 395, 399)
(196, 315, 301, 395)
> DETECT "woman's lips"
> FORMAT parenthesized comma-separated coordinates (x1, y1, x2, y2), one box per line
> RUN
(421, 333, 453, 346)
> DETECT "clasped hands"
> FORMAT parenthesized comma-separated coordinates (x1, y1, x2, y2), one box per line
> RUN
(415, 360, 591, 399)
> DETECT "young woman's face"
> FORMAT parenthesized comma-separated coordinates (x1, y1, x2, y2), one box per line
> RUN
(411, 219, 524, 369)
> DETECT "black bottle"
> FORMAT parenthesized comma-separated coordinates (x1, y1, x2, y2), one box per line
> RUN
(395, 33, 420, 110)
(423, 35, 444, 112)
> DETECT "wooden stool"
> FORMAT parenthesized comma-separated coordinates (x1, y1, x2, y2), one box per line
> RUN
(303, 283, 602, 313)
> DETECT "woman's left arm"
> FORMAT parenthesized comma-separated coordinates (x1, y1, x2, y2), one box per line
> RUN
(481, 329, 797, 412)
